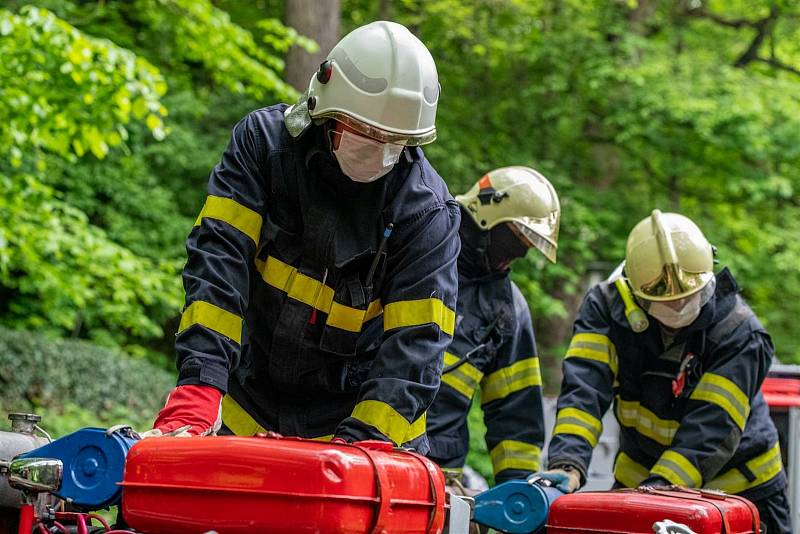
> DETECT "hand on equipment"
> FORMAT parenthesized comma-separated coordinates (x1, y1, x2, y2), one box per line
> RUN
(638, 476, 671, 489)
(150, 384, 223, 437)
(140, 425, 193, 439)
(535, 465, 581, 493)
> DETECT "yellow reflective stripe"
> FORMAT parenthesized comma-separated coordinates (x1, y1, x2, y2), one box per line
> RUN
(256, 256, 382, 333)
(489, 440, 541, 475)
(553, 407, 602, 447)
(383, 298, 455, 336)
(351, 400, 426, 445)
(706, 443, 783, 494)
(690, 373, 750, 430)
(221, 394, 266, 436)
(615, 397, 679, 446)
(651, 450, 702, 487)
(178, 300, 242, 344)
(441, 352, 483, 399)
(310, 434, 334, 441)
(565, 332, 618, 375)
(480, 357, 542, 405)
(614, 452, 650, 488)
(194, 195, 262, 244)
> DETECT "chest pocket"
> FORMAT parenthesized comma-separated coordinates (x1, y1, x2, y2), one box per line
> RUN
(319, 249, 385, 356)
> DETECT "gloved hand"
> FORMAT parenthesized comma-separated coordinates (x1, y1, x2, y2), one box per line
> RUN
(140, 425, 193, 439)
(149, 384, 223, 437)
(638, 475, 671, 488)
(535, 465, 582, 493)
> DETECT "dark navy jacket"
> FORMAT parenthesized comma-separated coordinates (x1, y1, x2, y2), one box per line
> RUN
(175, 105, 460, 452)
(427, 217, 545, 483)
(548, 268, 786, 501)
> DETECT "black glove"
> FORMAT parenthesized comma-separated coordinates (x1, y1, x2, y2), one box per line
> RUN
(638, 475, 671, 488)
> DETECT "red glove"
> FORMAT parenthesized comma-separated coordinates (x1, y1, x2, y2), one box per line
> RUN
(152, 385, 223, 436)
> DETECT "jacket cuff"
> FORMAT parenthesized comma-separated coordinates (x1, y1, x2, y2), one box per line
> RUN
(495, 468, 535, 484)
(547, 456, 588, 485)
(177, 359, 229, 393)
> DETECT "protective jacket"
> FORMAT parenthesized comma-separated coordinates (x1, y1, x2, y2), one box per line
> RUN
(427, 216, 545, 483)
(176, 105, 460, 453)
(548, 268, 786, 502)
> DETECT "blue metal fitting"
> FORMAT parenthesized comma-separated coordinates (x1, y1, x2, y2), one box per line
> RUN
(473, 479, 563, 533)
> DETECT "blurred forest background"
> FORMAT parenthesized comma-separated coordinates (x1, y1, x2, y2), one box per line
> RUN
(1, 0, 799, 481)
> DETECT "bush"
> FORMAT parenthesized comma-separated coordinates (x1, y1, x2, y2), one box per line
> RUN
(0, 327, 174, 435)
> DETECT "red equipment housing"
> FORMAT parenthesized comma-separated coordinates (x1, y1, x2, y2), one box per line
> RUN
(547, 487, 761, 534)
(121, 435, 446, 534)
(762, 376, 800, 408)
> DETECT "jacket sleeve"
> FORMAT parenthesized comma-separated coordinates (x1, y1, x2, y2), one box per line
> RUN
(649, 304, 774, 487)
(175, 112, 267, 392)
(481, 283, 545, 483)
(547, 286, 616, 481)
(335, 195, 461, 451)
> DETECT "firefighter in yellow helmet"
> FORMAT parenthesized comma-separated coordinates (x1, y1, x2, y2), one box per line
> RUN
(427, 166, 558, 487)
(544, 210, 791, 534)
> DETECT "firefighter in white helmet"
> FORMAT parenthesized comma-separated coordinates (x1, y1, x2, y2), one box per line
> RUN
(426, 166, 559, 487)
(545, 210, 791, 534)
(147, 22, 460, 455)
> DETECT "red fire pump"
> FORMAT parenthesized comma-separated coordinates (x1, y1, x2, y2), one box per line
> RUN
(0, 420, 775, 534)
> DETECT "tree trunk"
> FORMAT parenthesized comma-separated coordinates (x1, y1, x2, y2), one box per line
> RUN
(284, 0, 341, 93)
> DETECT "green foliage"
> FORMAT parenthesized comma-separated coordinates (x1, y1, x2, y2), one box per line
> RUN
(0, 6, 167, 165)
(0, 326, 174, 434)
(0, 173, 183, 353)
(128, 0, 301, 101)
(0, 1, 303, 367)
(465, 396, 494, 485)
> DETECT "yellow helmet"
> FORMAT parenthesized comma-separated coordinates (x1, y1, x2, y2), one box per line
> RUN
(456, 166, 560, 263)
(625, 209, 714, 302)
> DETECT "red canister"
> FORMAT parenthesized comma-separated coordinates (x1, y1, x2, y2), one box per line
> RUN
(121, 435, 446, 534)
(547, 487, 760, 534)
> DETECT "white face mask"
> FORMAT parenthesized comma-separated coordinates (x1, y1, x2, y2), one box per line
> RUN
(333, 130, 403, 183)
(644, 277, 717, 330)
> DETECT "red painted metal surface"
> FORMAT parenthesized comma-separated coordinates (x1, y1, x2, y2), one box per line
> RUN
(121, 435, 446, 534)
(762, 377, 800, 408)
(16, 504, 32, 534)
(547, 487, 760, 534)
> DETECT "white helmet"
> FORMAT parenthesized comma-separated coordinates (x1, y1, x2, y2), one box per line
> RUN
(456, 166, 561, 263)
(284, 21, 439, 145)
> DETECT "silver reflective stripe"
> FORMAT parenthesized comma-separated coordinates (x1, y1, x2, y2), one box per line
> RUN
(335, 52, 388, 94)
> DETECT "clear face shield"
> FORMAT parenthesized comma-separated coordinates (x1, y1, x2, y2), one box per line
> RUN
(510, 213, 559, 264)
(284, 92, 437, 146)
(637, 261, 715, 302)
(635, 276, 717, 329)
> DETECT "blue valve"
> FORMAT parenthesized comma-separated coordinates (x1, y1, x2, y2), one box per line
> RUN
(473, 479, 563, 533)
(16, 427, 137, 509)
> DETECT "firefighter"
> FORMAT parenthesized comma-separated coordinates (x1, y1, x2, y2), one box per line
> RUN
(544, 210, 791, 534)
(426, 167, 558, 487)
(145, 21, 460, 454)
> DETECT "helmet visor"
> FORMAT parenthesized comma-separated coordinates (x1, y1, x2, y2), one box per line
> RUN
(317, 111, 437, 146)
(636, 274, 716, 311)
(634, 262, 714, 302)
(511, 218, 558, 264)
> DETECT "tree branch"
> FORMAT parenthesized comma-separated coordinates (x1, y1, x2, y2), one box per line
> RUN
(733, 6, 779, 67)
(683, 6, 762, 29)
(683, 5, 798, 74)
(753, 56, 800, 77)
